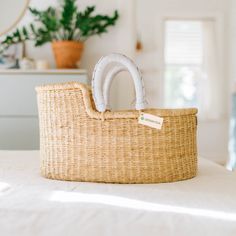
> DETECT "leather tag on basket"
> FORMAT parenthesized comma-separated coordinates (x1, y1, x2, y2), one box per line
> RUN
(138, 113, 163, 129)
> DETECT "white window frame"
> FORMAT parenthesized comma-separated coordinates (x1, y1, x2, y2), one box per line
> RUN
(158, 11, 227, 120)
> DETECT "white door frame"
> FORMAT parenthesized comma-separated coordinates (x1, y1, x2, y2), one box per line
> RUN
(158, 11, 227, 115)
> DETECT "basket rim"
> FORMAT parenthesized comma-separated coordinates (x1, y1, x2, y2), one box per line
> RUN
(36, 82, 198, 119)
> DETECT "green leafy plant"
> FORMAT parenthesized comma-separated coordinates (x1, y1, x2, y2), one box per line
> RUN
(0, 0, 119, 53)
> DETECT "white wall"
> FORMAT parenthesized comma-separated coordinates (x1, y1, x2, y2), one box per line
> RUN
(229, 0, 236, 91)
(9, 0, 233, 163)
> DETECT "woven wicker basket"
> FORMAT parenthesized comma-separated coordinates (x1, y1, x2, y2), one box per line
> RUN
(36, 53, 198, 184)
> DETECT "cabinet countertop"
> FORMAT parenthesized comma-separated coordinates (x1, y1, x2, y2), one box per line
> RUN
(0, 69, 87, 75)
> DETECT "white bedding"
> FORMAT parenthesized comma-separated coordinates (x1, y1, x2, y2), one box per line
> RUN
(0, 151, 236, 236)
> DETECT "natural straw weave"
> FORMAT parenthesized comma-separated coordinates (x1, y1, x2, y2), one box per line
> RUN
(36, 82, 198, 184)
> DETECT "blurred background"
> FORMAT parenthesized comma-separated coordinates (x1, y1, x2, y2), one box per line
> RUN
(1, 0, 236, 167)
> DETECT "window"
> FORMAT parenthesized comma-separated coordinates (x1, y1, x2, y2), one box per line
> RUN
(164, 20, 203, 108)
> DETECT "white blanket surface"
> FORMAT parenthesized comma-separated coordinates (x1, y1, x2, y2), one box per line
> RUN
(0, 151, 235, 236)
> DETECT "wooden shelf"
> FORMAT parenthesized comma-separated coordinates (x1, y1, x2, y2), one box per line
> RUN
(0, 69, 87, 75)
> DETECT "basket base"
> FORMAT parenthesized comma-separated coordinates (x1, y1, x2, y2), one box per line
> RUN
(40, 167, 198, 184)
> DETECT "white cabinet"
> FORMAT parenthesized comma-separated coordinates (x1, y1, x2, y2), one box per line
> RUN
(0, 69, 88, 150)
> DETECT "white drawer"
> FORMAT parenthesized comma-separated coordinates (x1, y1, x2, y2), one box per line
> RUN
(0, 117, 39, 150)
(0, 70, 88, 149)
(0, 73, 87, 116)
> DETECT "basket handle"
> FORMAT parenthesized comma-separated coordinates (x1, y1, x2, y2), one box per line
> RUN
(103, 65, 127, 110)
(92, 53, 146, 112)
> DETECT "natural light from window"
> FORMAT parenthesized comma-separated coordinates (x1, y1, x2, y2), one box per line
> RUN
(164, 20, 203, 108)
(50, 191, 236, 222)
(0, 182, 10, 196)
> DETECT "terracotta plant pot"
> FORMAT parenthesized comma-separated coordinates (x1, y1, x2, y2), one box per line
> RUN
(52, 41, 84, 69)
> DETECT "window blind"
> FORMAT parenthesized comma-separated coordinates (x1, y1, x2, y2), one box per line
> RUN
(165, 20, 203, 65)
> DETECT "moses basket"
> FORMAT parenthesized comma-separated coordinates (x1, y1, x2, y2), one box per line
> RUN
(36, 53, 198, 184)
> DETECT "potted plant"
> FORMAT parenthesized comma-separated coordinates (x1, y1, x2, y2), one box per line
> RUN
(0, 0, 119, 68)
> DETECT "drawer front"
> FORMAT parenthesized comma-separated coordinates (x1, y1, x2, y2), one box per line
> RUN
(0, 74, 87, 116)
(0, 117, 39, 150)
(0, 73, 87, 149)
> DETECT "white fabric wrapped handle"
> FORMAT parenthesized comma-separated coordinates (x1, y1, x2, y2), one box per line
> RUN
(92, 53, 146, 112)
(103, 65, 127, 110)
